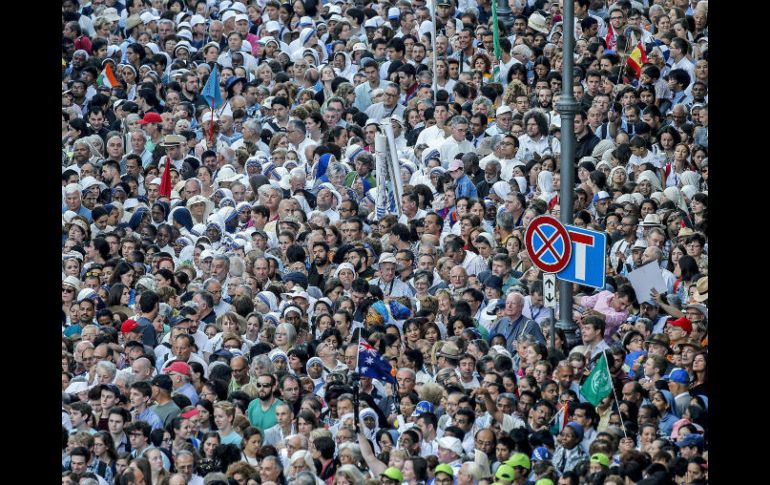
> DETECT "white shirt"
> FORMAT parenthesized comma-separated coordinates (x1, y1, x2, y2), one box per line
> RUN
(439, 137, 474, 165)
(671, 56, 696, 84)
(517, 133, 560, 160)
(416, 124, 448, 147)
(365, 102, 406, 122)
(160, 329, 209, 357)
(212, 299, 233, 317)
(500, 158, 523, 182)
(157, 352, 210, 378)
(323, 208, 340, 224)
(461, 251, 488, 276)
(292, 136, 318, 165)
(398, 208, 427, 224)
(628, 150, 665, 171)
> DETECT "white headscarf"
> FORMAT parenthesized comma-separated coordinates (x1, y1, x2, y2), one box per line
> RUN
(333, 262, 357, 280)
(491, 181, 511, 199)
(537, 170, 556, 203)
(679, 170, 701, 188)
(664, 186, 689, 212)
(636, 170, 663, 191)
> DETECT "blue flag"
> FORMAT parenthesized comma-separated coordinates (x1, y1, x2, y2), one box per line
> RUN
(358, 338, 396, 384)
(201, 64, 223, 109)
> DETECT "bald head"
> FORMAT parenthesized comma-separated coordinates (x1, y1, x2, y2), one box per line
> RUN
(132, 357, 153, 380)
(642, 246, 663, 264)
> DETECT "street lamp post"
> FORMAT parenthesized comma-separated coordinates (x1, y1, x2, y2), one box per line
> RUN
(556, 0, 581, 347)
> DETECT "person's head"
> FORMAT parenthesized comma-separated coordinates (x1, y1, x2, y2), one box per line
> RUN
(581, 316, 606, 345)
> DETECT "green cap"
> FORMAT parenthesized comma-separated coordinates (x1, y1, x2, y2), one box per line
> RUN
(381, 467, 404, 482)
(535, 480, 554, 485)
(504, 453, 531, 470)
(494, 464, 515, 482)
(434, 464, 454, 478)
(590, 453, 610, 467)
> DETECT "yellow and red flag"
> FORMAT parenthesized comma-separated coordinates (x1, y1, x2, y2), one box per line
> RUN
(626, 42, 648, 78)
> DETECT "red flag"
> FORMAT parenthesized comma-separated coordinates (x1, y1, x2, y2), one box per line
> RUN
(159, 156, 172, 198)
(626, 41, 648, 78)
(605, 23, 616, 50)
(548, 193, 559, 211)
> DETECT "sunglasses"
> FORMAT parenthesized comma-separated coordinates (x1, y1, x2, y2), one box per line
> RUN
(62, 287, 75, 293)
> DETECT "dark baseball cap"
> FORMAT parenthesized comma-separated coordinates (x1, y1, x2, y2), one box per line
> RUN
(151, 374, 173, 392)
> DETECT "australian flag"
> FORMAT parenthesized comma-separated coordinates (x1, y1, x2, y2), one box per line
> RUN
(358, 338, 396, 384)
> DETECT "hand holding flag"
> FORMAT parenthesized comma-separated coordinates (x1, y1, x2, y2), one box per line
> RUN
(580, 351, 614, 406)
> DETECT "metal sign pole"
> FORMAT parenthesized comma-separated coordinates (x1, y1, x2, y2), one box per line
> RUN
(431, 0, 438, 102)
(556, 0, 580, 347)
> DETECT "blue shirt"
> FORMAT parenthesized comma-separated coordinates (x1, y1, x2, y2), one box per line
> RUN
(489, 315, 545, 354)
(136, 408, 164, 431)
(62, 204, 92, 222)
(455, 174, 478, 199)
(174, 382, 200, 406)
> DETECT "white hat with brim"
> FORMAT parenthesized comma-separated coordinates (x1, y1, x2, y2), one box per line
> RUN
(186, 195, 215, 219)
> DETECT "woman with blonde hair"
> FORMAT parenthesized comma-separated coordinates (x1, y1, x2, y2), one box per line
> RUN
(271, 82, 297, 106)
(268, 131, 289, 153)
(144, 447, 169, 485)
(226, 461, 259, 484)
(256, 63, 275, 89)
(335, 81, 356, 109)
(502, 79, 528, 106)
(214, 400, 243, 446)
(434, 288, 454, 329)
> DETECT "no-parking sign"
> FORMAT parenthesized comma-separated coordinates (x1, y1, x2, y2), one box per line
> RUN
(525, 216, 572, 273)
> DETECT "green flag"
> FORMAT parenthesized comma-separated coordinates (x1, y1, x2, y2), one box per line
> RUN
(580, 352, 613, 406)
(491, 0, 501, 81)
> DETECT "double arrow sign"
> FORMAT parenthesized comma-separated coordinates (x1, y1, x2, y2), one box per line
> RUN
(544, 273, 556, 309)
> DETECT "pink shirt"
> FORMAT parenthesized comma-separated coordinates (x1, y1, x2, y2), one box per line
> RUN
(580, 290, 629, 343)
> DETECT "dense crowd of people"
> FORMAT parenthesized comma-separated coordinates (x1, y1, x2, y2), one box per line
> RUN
(61, 0, 709, 484)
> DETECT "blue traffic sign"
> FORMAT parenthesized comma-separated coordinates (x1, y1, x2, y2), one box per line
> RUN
(556, 225, 606, 289)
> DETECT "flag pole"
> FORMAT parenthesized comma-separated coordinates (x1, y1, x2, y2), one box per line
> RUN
(616, 29, 635, 85)
(352, 328, 361, 434)
(431, 0, 438, 103)
(603, 349, 628, 438)
(354, 328, 361, 373)
(209, 97, 215, 145)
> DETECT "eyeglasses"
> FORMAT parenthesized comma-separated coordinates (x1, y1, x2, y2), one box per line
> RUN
(62, 287, 75, 293)
(257, 383, 272, 388)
